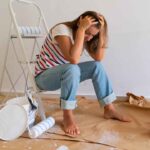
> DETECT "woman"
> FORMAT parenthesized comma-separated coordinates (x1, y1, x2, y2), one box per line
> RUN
(35, 11, 130, 136)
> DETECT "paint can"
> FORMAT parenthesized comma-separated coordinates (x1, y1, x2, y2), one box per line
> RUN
(6, 96, 37, 126)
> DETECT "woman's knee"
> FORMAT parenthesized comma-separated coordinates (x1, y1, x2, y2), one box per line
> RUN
(92, 61, 104, 71)
(64, 64, 81, 77)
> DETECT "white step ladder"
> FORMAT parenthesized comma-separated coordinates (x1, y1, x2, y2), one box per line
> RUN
(0, 0, 50, 121)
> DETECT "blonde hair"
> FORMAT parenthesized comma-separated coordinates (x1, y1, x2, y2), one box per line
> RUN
(53, 11, 108, 52)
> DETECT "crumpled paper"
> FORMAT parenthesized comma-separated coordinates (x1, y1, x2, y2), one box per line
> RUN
(126, 92, 146, 107)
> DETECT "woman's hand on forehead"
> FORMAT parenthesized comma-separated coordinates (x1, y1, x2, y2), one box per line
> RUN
(98, 15, 105, 29)
(78, 16, 98, 30)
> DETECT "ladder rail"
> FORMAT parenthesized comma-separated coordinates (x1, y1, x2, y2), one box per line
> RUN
(8, 0, 48, 120)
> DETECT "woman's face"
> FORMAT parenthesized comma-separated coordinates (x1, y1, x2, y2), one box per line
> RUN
(84, 26, 99, 42)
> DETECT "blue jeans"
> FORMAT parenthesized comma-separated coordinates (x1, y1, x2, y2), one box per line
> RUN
(35, 61, 116, 109)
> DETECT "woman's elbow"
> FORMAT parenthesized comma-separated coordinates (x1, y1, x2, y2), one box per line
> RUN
(94, 55, 104, 61)
(69, 58, 80, 64)
(70, 60, 79, 64)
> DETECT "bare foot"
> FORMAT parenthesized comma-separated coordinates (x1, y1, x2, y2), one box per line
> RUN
(63, 110, 80, 136)
(104, 104, 132, 122)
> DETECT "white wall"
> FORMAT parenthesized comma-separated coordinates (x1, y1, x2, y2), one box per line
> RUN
(0, 0, 150, 97)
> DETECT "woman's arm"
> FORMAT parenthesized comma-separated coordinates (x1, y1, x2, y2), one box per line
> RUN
(55, 27, 85, 64)
(55, 16, 98, 64)
(87, 47, 105, 61)
(87, 15, 106, 61)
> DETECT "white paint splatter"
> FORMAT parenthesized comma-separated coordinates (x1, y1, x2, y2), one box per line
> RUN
(99, 131, 119, 144)
(56, 145, 69, 150)
(54, 143, 58, 147)
(107, 148, 118, 150)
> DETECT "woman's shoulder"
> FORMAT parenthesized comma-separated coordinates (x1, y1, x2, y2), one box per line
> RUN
(50, 23, 74, 43)
(51, 24, 72, 35)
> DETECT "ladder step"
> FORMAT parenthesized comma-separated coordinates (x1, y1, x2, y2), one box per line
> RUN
(11, 26, 45, 38)
(11, 34, 45, 38)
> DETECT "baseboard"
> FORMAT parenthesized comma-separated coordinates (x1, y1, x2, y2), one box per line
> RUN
(0, 91, 128, 100)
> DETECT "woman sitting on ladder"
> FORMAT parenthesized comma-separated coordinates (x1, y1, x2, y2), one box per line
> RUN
(35, 11, 131, 136)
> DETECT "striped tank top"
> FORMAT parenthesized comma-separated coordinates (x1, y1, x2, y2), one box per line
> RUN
(35, 24, 73, 76)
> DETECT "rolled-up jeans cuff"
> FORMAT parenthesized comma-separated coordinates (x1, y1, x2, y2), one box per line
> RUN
(99, 92, 116, 106)
(60, 99, 77, 110)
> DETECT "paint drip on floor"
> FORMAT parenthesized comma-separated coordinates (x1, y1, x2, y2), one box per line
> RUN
(99, 131, 120, 144)
(56, 145, 69, 150)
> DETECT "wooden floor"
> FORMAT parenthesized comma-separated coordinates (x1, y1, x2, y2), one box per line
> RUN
(1, 95, 150, 150)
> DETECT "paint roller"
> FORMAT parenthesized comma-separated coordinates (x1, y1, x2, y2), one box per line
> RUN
(25, 90, 55, 138)
(28, 116, 55, 138)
